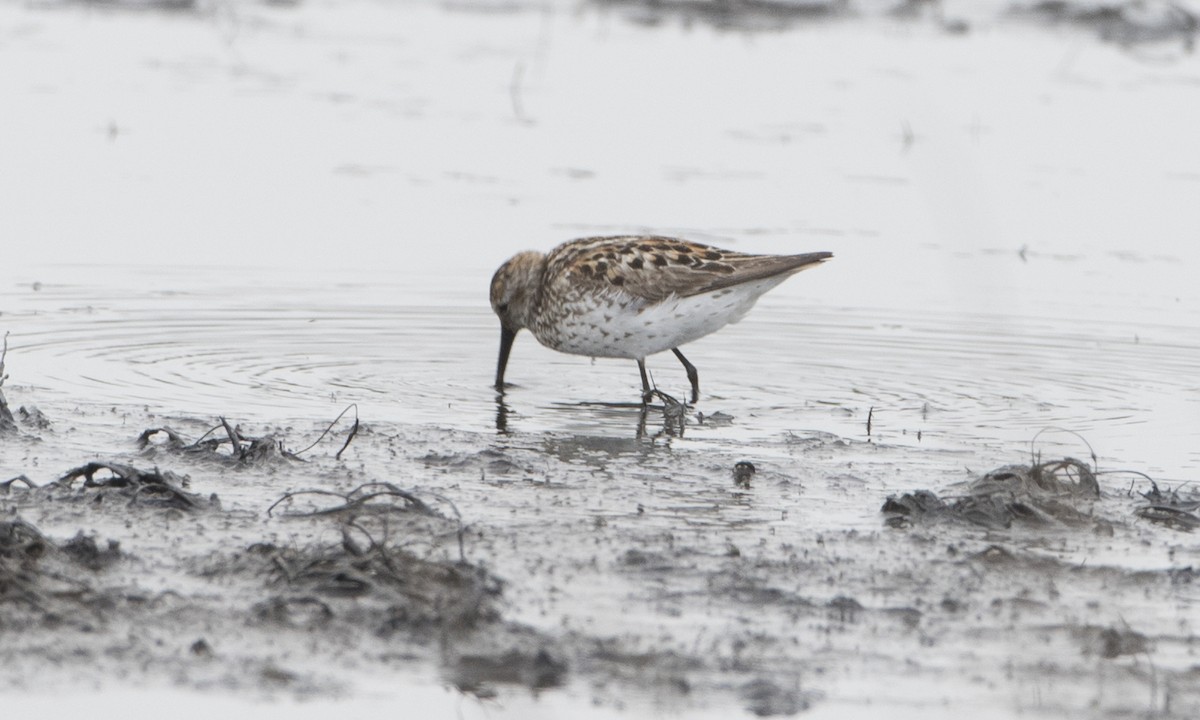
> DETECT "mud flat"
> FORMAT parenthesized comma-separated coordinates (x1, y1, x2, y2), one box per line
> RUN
(3, 381, 1198, 718)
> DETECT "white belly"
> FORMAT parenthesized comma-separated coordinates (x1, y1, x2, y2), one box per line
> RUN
(534, 277, 788, 359)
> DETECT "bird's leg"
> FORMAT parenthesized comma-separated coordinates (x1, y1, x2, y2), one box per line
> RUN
(671, 348, 699, 403)
(637, 359, 654, 405)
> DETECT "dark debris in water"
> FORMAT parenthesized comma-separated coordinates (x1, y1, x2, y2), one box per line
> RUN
(139, 406, 359, 466)
(590, 0, 850, 32)
(17, 405, 52, 429)
(1012, 0, 1198, 46)
(1137, 479, 1200, 531)
(257, 536, 504, 634)
(1080, 624, 1151, 659)
(883, 457, 1102, 529)
(267, 482, 439, 520)
(52, 461, 216, 512)
(739, 677, 817, 717)
(733, 460, 757, 487)
(139, 421, 299, 466)
(2, 475, 37, 493)
(884, 453, 1200, 532)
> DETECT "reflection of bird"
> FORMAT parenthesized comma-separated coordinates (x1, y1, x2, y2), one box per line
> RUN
(489, 235, 832, 402)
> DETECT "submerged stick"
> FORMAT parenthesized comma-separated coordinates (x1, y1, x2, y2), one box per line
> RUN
(219, 416, 243, 458)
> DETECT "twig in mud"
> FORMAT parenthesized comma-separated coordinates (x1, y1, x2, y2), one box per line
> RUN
(55, 461, 202, 510)
(1029, 457, 1100, 497)
(337, 417, 360, 460)
(291, 404, 360, 460)
(140, 418, 300, 464)
(341, 520, 377, 557)
(266, 482, 469, 562)
(220, 416, 243, 457)
(341, 519, 409, 578)
(266, 489, 350, 517)
(647, 388, 689, 437)
(136, 426, 189, 449)
(1099, 468, 1163, 497)
(266, 482, 435, 519)
(414, 489, 467, 564)
(1, 475, 37, 492)
(191, 422, 223, 446)
(1136, 505, 1200, 531)
(1031, 427, 1098, 474)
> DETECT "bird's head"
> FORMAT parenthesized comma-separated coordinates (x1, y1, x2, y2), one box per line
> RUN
(490, 251, 546, 390)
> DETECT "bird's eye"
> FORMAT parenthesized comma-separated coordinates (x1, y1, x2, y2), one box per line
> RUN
(497, 303, 509, 313)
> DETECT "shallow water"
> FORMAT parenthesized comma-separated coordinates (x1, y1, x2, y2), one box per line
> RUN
(4, 0, 1198, 472)
(2, 1, 1199, 717)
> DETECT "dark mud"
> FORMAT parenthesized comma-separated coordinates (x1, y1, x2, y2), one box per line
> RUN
(584, 0, 1200, 46)
(0, 408, 565, 700)
(3, 387, 1198, 717)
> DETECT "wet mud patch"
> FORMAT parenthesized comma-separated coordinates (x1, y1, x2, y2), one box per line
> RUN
(1, 379, 1197, 717)
(0, 517, 123, 630)
(0, 402, 569, 699)
(868, 446, 1200, 717)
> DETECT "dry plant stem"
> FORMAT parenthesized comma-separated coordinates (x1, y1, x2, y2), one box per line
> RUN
(52, 461, 201, 510)
(411, 488, 467, 563)
(292, 403, 360, 459)
(137, 426, 187, 447)
(1032, 426, 1099, 472)
(266, 483, 433, 519)
(649, 389, 688, 437)
(2, 475, 37, 491)
(220, 416, 243, 457)
(336, 417, 360, 460)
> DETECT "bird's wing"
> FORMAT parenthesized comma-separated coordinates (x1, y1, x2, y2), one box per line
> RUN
(546, 236, 831, 304)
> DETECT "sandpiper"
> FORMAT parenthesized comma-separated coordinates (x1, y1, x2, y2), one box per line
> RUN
(490, 235, 832, 403)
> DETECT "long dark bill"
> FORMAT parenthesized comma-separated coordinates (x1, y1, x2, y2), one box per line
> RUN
(495, 325, 517, 389)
